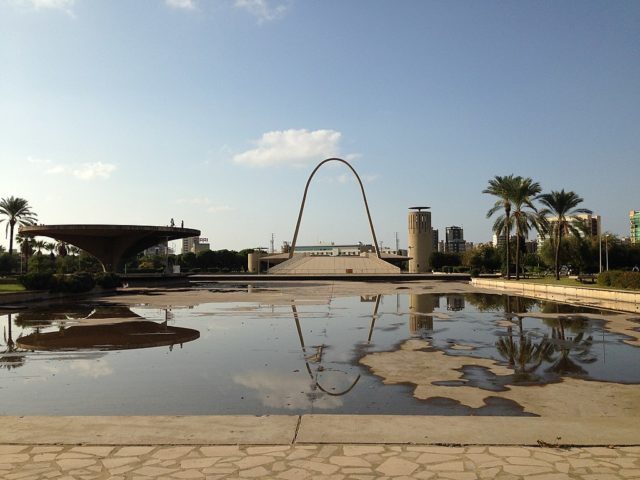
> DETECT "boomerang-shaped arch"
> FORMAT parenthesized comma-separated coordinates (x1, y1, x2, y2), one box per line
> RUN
(288, 158, 381, 259)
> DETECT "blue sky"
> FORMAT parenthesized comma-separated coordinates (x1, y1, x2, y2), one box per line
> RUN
(1, 0, 638, 253)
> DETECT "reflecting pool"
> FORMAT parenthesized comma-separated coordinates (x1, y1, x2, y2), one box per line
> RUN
(1, 292, 639, 415)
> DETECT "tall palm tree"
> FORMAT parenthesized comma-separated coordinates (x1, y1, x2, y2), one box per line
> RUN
(0, 197, 37, 258)
(484, 175, 519, 279)
(537, 190, 591, 280)
(511, 178, 542, 280)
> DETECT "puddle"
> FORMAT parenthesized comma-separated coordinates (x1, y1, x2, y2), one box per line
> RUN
(0, 292, 638, 415)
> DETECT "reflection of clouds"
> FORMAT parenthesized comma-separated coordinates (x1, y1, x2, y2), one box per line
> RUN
(70, 360, 113, 378)
(40, 359, 113, 379)
(233, 370, 343, 410)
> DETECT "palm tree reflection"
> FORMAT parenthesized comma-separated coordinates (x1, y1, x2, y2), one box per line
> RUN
(1, 314, 26, 370)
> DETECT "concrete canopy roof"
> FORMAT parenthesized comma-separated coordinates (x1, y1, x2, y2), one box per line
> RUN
(19, 224, 200, 272)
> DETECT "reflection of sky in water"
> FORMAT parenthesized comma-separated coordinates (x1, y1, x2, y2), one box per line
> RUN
(0, 293, 638, 415)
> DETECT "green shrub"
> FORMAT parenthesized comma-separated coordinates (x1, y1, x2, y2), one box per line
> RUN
(19, 272, 54, 290)
(470, 268, 481, 278)
(50, 272, 96, 293)
(598, 270, 640, 290)
(95, 272, 122, 289)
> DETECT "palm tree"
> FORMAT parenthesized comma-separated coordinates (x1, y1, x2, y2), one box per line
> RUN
(484, 175, 519, 279)
(537, 190, 591, 280)
(0, 197, 37, 258)
(511, 178, 542, 280)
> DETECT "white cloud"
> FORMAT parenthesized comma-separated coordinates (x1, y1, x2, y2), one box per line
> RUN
(234, 0, 289, 23)
(71, 162, 116, 180)
(233, 129, 346, 168)
(233, 370, 343, 410)
(31, 158, 117, 180)
(207, 205, 233, 213)
(176, 197, 233, 213)
(6, 0, 76, 15)
(165, 0, 195, 10)
(70, 359, 113, 378)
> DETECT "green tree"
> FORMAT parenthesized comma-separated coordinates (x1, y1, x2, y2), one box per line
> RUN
(0, 196, 37, 260)
(483, 175, 519, 279)
(538, 190, 591, 280)
(510, 177, 542, 280)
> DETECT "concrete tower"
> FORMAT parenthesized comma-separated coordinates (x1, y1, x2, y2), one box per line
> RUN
(408, 206, 432, 273)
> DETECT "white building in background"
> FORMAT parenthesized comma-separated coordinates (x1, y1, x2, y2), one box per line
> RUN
(142, 240, 173, 257)
(182, 236, 211, 254)
(538, 213, 601, 244)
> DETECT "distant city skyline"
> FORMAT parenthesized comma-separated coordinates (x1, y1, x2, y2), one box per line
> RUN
(1, 1, 638, 252)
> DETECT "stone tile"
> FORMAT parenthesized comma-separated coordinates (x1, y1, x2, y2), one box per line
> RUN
(620, 448, 640, 454)
(56, 452, 94, 459)
(589, 467, 620, 475)
(534, 451, 569, 463)
(464, 453, 501, 466)
(363, 453, 384, 464)
(341, 467, 374, 474)
(31, 447, 64, 454)
(180, 457, 220, 469)
(502, 465, 553, 476)
(238, 466, 270, 478)
(277, 467, 312, 480)
(567, 457, 598, 468)
(0, 446, 28, 454)
(584, 447, 620, 457)
(234, 455, 275, 469)
(526, 474, 573, 480)
(287, 449, 316, 460)
(133, 465, 181, 476)
(272, 460, 287, 472)
(152, 447, 195, 460)
(416, 453, 459, 464)
(115, 446, 155, 457)
(199, 446, 243, 457)
(437, 473, 478, 480)
(414, 471, 436, 480)
(488, 447, 530, 457)
(428, 461, 465, 472)
(0, 453, 30, 463)
(246, 446, 290, 455)
(308, 475, 345, 480)
(109, 464, 137, 475)
(102, 456, 139, 469)
(70, 446, 114, 457)
(478, 467, 500, 479)
(315, 446, 339, 458)
(580, 475, 622, 480)
(171, 469, 205, 479)
(56, 459, 97, 470)
(376, 457, 419, 476)
(290, 460, 340, 475)
(555, 461, 570, 473)
(466, 447, 486, 454)
(33, 453, 58, 462)
(620, 469, 640, 478)
(610, 458, 640, 468)
(202, 466, 238, 474)
(506, 456, 552, 467)
(342, 445, 385, 456)
(329, 456, 371, 467)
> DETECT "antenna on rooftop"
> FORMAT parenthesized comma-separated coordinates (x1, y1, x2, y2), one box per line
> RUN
(270, 233, 274, 254)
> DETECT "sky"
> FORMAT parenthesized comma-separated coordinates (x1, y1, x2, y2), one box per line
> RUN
(1, 0, 639, 254)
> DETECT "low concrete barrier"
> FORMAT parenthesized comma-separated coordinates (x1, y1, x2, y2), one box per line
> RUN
(471, 278, 640, 313)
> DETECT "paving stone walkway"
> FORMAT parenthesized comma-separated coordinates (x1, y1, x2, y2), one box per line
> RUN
(2, 443, 640, 480)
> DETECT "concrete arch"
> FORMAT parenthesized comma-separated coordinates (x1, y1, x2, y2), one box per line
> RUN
(288, 158, 381, 259)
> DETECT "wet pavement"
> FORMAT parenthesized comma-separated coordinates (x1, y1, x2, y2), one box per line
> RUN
(2, 443, 640, 479)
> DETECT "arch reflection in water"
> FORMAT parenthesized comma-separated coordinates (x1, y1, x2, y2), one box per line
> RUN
(290, 294, 381, 398)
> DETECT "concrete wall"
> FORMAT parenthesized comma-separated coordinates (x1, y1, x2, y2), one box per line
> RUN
(471, 278, 640, 313)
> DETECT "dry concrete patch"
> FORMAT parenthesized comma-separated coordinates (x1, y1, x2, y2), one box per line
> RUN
(360, 338, 640, 417)
(0, 416, 298, 445)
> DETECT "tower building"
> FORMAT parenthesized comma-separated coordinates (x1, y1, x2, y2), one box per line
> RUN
(407, 206, 432, 273)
